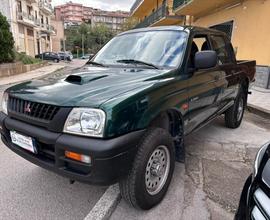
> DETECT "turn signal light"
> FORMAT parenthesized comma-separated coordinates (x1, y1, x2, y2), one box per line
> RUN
(65, 151, 91, 164)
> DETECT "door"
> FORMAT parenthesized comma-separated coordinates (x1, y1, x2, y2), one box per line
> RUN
(186, 34, 224, 133)
(210, 35, 237, 105)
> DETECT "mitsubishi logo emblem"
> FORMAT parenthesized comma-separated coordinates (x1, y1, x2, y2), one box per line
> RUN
(25, 104, 31, 113)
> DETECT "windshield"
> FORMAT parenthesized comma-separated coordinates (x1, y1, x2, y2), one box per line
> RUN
(93, 30, 187, 68)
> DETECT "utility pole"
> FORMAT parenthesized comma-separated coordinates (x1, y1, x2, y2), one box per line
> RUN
(82, 34, 85, 57)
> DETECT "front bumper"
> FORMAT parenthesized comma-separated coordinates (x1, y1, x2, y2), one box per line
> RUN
(235, 175, 252, 220)
(0, 112, 144, 185)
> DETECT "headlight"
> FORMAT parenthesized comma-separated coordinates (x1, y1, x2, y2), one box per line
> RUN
(63, 108, 106, 137)
(254, 142, 269, 177)
(1, 92, 8, 115)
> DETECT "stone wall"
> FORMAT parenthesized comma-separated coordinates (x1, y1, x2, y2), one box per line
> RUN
(0, 62, 47, 78)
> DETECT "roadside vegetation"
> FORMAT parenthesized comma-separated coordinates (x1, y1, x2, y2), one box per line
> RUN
(65, 23, 115, 56)
(0, 12, 15, 64)
(65, 19, 139, 57)
(15, 52, 41, 65)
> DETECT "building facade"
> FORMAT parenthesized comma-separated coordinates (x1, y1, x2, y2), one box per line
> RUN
(51, 17, 65, 52)
(130, 0, 185, 28)
(54, 2, 129, 31)
(0, 0, 55, 57)
(173, 0, 270, 66)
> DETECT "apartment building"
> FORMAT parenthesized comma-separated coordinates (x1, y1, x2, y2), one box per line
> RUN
(173, 0, 270, 66)
(0, 0, 55, 57)
(54, 2, 129, 31)
(130, 0, 184, 28)
(91, 10, 129, 31)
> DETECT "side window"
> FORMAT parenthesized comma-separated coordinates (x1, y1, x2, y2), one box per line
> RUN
(210, 35, 232, 64)
(188, 35, 210, 69)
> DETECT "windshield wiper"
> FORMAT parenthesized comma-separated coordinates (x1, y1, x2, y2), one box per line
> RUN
(86, 60, 107, 67)
(117, 59, 160, 69)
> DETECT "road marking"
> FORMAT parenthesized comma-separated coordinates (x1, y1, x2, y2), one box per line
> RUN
(84, 184, 121, 220)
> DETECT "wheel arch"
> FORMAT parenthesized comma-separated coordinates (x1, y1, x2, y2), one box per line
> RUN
(147, 108, 185, 162)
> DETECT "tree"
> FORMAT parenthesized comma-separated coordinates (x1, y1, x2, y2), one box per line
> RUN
(120, 17, 139, 32)
(65, 23, 115, 55)
(0, 12, 15, 63)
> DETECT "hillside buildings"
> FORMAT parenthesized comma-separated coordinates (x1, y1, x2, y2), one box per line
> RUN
(54, 1, 129, 31)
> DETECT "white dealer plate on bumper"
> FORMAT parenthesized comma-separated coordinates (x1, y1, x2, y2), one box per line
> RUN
(10, 131, 37, 154)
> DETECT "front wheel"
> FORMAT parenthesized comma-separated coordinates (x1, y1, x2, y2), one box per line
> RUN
(225, 87, 246, 128)
(119, 128, 175, 210)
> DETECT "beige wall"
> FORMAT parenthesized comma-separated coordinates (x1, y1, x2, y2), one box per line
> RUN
(193, 0, 270, 65)
(51, 19, 65, 52)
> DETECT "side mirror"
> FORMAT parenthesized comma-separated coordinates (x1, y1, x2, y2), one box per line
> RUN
(195, 50, 218, 70)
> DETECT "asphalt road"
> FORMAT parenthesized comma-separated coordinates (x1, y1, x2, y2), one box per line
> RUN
(111, 112, 270, 220)
(0, 59, 107, 220)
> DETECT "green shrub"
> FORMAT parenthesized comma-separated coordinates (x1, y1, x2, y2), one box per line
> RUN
(0, 12, 15, 63)
(15, 52, 41, 65)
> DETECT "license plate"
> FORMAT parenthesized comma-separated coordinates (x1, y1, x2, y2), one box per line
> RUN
(10, 131, 37, 154)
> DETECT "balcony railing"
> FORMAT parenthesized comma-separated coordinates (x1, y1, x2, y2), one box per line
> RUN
(39, 0, 53, 14)
(173, 0, 191, 10)
(17, 11, 36, 26)
(135, 3, 167, 28)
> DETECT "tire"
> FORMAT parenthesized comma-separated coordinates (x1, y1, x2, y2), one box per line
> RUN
(225, 86, 246, 129)
(119, 128, 175, 210)
(53, 59, 58, 63)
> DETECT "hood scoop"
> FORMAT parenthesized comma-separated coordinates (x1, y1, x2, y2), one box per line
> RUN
(65, 73, 108, 85)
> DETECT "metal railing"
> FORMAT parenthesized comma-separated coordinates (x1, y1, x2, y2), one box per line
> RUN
(173, 0, 192, 10)
(135, 3, 168, 28)
(17, 11, 35, 23)
(39, 0, 53, 13)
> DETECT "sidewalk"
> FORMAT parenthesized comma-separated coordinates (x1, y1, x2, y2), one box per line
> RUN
(248, 87, 270, 118)
(0, 63, 65, 86)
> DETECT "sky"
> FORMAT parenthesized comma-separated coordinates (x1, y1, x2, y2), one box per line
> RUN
(51, 0, 135, 11)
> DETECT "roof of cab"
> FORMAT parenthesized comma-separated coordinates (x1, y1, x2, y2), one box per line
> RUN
(118, 25, 225, 36)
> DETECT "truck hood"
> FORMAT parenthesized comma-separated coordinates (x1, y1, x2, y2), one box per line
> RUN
(7, 66, 170, 107)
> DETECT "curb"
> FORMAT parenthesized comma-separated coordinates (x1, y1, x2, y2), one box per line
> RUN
(0, 65, 65, 86)
(247, 103, 270, 119)
(84, 184, 121, 220)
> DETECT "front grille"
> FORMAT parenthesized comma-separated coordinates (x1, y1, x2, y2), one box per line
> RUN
(8, 97, 60, 121)
(252, 188, 270, 219)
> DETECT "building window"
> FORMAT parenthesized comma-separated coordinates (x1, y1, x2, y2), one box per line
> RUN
(18, 1, 22, 13)
(46, 17, 49, 24)
(27, 6, 31, 15)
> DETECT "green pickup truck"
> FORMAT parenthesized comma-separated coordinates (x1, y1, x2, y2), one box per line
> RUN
(0, 26, 256, 209)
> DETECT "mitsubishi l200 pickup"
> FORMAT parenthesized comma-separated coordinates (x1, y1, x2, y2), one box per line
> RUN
(0, 26, 256, 210)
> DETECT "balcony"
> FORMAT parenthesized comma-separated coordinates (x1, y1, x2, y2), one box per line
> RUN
(135, 2, 184, 28)
(41, 23, 56, 34)
(173, 0, 242, 18)
(39, 0, 53, 14)
(17, 11, 36, 27)
(130, 0, 143, 15)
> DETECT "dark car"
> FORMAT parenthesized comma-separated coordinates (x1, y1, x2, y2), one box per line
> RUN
(235, 142, 270, 220)
(58, 52, 73, 61)
(35, 52, 60, 62)
(1, 26, 256, 210)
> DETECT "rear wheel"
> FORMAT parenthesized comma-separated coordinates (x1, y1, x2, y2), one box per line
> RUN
(225, 86, 246, 128)
(119, 128, 175, 210)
